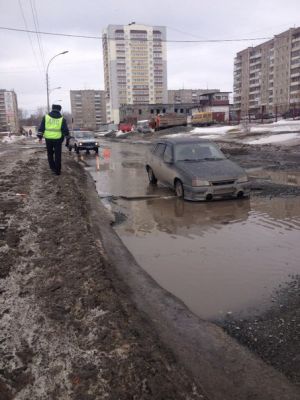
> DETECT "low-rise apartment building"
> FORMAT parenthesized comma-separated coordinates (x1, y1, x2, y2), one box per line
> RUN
(0, 89, 19, 133)
(168, 89, 227, 104)
(70, 90, 106, 131)
(233, 27, 300, 116)
(120, 91, 230, 122)
(120, 90, 230, 122)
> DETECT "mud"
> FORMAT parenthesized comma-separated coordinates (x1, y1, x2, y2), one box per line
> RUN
(0, 146, 205, 399)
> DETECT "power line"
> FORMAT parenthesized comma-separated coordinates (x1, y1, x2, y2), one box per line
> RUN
(0, 25, 272, 43)
(17, 0, 43, 76)
(29, 0, 46, 71)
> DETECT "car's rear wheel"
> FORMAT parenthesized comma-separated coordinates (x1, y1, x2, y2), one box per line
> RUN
(68, 145, 72, 152)
(175, 180, 184, 198)
(147, 167, 157, 184)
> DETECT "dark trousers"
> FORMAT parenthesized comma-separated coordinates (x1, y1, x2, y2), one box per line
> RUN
(45, 138, 63, 174)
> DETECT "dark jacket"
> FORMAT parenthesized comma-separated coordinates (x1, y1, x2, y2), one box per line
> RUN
(38, 110, 69, 139)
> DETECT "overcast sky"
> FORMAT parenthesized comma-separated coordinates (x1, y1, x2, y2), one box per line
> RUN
(0, 0, 299, 114)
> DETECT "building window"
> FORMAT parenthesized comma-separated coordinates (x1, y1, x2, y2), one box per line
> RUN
(138, 109, 142, 115)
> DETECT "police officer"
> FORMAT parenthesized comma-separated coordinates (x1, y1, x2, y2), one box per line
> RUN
(38, 104, 69, 175)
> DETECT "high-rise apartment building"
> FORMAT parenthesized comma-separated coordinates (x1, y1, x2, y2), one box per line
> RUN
(0, 89, 19, 133)
(233, 27, 300, 116)
(102, 23, 167, 123)
(70, 90, 106, 131)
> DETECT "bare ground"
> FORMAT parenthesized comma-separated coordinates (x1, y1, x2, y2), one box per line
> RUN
(0, 147, 205, 399)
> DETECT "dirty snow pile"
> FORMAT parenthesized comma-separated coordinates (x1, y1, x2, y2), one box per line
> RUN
(1, 135, 25, 144)
(249, 119, 300, 134)
(191, 126, 235, 136)
(247, 133, 299, 145)
(115, 130, 128, 137)
(168, 125, 236, 139)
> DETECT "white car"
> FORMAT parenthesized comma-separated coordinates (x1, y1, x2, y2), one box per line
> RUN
(68, 131, 99, 154)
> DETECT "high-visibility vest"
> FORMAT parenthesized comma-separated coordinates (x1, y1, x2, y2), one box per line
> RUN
(44, 114, 63, 139)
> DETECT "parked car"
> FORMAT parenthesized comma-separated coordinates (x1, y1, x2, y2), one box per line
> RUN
(136, 120, 152, 133)
(68, 131, 99, 154)
(119, 122, 134, 132)
(145, 137, 250, 201)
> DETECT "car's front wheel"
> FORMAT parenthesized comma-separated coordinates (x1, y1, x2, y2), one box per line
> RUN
(75, 145, 79, 154)
(147, 167, 157, 184)
(68, 145, 72, 152)
(175, 180, 184, 198)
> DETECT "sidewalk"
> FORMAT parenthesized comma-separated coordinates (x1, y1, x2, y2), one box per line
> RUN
(0, 145, 299, 399)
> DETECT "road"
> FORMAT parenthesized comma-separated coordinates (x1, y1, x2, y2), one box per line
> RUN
(77, 137, 300, 385)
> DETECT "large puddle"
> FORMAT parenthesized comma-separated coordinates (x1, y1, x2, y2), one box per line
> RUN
(85, 141, 300, 320)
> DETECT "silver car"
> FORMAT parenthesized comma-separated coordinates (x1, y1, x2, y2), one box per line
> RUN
(68, 131, 99, 154)
(146, 137, 250, 201)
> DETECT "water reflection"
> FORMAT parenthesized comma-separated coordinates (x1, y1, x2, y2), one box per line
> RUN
(115, 196, 300, 319)
(249, 168, 300, 186)
(145, 197, 251, 237)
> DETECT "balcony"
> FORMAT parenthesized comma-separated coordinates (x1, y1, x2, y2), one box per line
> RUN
(291, 71, 300, 78)
(292, 36, 300, 44)
(249, 54, 261, 61)
(290, 97, 300, 103)
(249, 80, 261, 88)
(290, 79, 300, 86)
(290, 86, 300, 93)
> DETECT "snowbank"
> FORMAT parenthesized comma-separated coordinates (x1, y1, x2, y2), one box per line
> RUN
(247, 133, 299, 145)
(191, 126, 235, 135)
(115, 130, 128, 137)
(1, 135, 24, 144)
(249, 120, 300, 134)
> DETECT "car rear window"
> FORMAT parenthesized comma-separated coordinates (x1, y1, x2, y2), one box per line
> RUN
(174, 143, 225, 161)
(154, 143, 166, 157)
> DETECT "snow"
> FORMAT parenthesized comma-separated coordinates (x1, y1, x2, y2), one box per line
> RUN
(1, 135, 24, 143)
(191, 126, 235, 135)
(247, 133, 299, 145)
(115, 130, 128, 137)
(249, 120, 300, 134)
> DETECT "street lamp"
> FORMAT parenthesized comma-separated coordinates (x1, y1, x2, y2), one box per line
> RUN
(46, 51, 68, 112)
(49, 86, 62, 94)
(49, 86, 62, 105)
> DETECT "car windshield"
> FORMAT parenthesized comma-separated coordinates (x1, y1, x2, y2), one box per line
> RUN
(174, 143, 226, 162)
(74, 132, 95, 139)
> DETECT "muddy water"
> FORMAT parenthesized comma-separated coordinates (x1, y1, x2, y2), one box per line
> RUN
(85, 141, 300, 320)
(248, 167, 300, 186)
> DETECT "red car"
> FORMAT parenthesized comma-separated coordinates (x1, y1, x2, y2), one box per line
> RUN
(119, 122, 134, 132)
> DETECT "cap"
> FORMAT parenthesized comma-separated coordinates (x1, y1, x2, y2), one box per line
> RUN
(52, 104, 62, 111)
